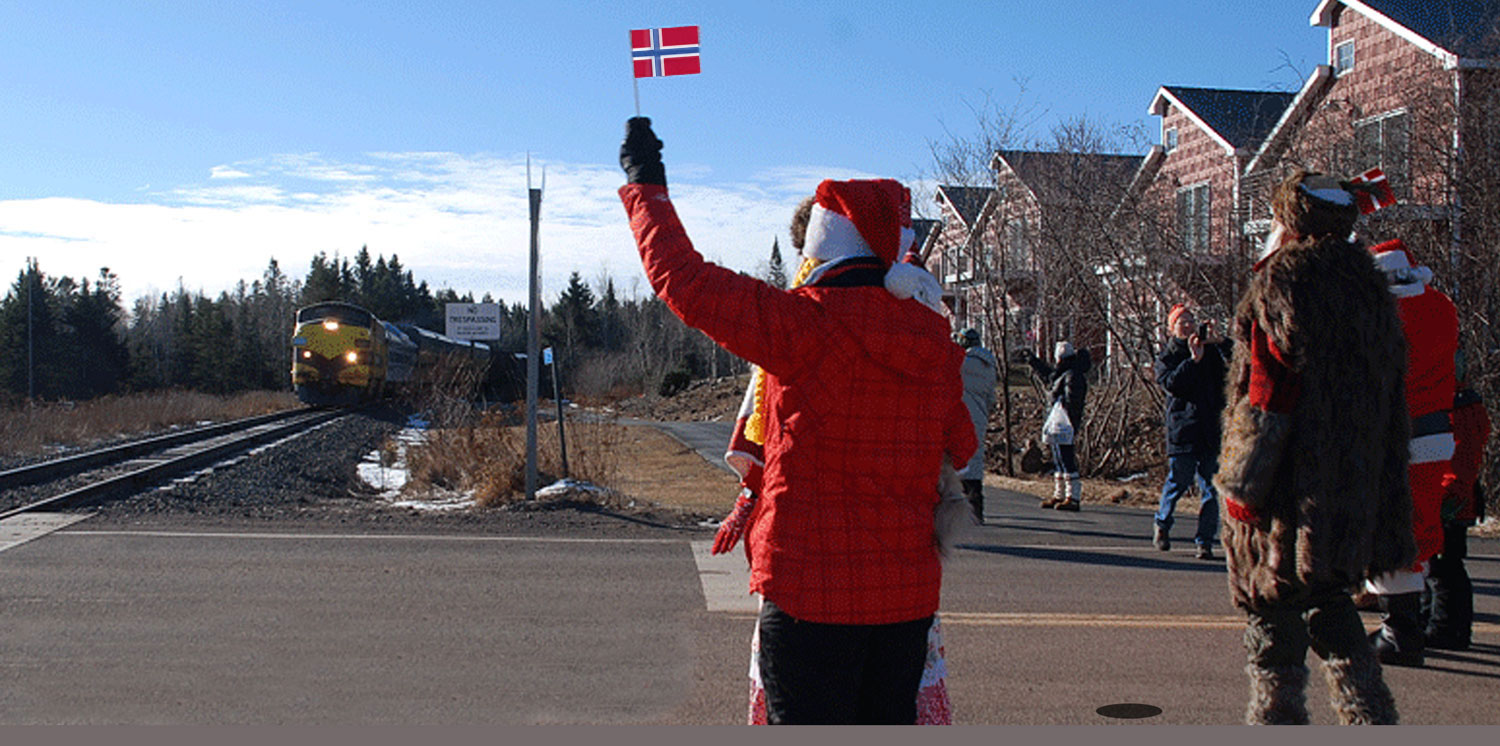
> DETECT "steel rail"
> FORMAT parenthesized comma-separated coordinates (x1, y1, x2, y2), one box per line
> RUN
(0, 407, 317, 492)
(0, 409, 347, 520)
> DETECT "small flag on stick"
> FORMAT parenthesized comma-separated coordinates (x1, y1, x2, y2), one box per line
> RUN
(631, 26, 701, 78)
(1348, 167, 1397, 214)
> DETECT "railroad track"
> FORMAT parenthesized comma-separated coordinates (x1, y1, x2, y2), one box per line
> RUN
(0, 407, 349, 519)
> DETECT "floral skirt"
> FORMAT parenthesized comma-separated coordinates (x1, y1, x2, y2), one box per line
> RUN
(746, 606, 952, 725)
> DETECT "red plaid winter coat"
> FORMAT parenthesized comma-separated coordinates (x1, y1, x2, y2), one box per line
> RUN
(621, 184, 976, 624)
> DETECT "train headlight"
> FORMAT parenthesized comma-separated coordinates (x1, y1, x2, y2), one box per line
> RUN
(345, 351, 359, 364)
(323, 320, 340, 331)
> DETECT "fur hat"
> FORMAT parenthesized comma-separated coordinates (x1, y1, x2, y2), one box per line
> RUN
(1271, 171, 1359, 240)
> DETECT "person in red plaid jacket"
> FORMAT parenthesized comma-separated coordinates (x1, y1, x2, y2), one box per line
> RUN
(619, 117, 975, 724)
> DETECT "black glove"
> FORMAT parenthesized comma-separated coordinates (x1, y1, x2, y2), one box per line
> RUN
(620, 117, 666, 186)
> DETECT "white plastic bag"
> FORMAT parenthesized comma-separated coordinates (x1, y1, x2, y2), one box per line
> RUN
(1042, 400, 1074, 446)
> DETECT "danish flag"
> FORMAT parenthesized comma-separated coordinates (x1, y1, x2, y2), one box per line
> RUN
(1349, 167, 1397, 214)
(631, 26, 700, 78)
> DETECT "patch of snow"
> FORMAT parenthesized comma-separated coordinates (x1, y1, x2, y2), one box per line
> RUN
(536, 478, 609, 498)
(1116, 472, 1149, 483)
(358, 426, 475, 511)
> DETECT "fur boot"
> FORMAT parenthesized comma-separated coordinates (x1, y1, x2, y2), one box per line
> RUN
(1321, 653, 1399, 725)
(1244, 663, 1310, 725)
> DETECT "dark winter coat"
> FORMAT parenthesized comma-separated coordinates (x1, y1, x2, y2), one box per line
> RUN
(1029, 349, 1090, 430)
(1215, 235, 1415, 610)
(1155, 337, 1232, 457)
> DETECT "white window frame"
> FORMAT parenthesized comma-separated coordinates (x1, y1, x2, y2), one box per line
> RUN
(1353, 109, 1410, 198)
(1176, 182, 1212, 254)
(1334, 40, 1355, 75)
(1164, 126, 1179, 152)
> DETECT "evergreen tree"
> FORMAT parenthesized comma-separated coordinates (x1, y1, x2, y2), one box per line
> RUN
(767, 237, 788, 289)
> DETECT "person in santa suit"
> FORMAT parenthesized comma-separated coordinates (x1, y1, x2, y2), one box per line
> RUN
(618, 117, 974, 725)
(1215, 171, 1412, 724)
(1423, 349, 1491, 651)
(1363, 238, 1459, 668)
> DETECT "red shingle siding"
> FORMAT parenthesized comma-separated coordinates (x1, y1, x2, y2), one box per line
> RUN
(1147, 101, 1242, 257)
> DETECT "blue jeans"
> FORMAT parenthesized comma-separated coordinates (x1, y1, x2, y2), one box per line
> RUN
(1155, 453, 1220, 547)
(1049, 442, 1078, 477)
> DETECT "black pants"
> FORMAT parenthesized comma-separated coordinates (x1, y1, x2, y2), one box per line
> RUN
(757, 598, 932, 724)
(1424, 521, 1473, 644)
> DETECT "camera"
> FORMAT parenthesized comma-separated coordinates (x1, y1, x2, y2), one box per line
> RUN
(1197, 323, 1208, 340)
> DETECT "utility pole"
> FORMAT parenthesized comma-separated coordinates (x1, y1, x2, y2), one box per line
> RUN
(525, 159, 544, 500)
(26, 257, 35, 402)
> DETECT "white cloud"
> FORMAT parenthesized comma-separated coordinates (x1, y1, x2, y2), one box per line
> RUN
(209, 165, 252, 180)
(0, 151, 834, 309)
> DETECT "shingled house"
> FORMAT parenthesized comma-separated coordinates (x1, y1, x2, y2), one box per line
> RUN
(1242, 0, 1500, 293)
(922, 151, 1142, 363)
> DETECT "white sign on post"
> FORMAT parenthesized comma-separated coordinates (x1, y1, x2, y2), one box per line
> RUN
(445, 303, 500, 340)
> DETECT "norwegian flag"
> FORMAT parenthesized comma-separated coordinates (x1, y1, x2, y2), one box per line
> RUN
(1349, 167, 1397, 214)
(631, 26, 700, 78)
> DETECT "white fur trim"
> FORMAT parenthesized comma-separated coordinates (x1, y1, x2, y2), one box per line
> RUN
(1365, 567, 1428, 595)
(884, 262, 946, 315)
(1371, 250, 1412, 273)
(899, 225, 916, 256)
(1410, 432, 1455, 464)
(804, 203, 874, 263)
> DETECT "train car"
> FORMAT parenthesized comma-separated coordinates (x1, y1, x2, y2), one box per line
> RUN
(290, 302, 408, 405)
(395, 324, 493, 395)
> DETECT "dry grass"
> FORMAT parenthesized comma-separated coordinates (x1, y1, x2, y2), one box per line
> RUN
(402, 413, 655, 508)
(0, 390, 301, 460)
(399, 416, 741, 514)
(608, 425, 741, 513)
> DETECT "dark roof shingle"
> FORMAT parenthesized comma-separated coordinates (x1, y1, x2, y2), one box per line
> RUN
(1164, 87, 1297, 151)
(994, 150, 1144, 207)
(1356, 0, 1500, 60)
(935, 186, 993, 226)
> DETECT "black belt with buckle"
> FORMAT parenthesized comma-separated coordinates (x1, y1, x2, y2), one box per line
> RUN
(1411, 410, 1452, 438)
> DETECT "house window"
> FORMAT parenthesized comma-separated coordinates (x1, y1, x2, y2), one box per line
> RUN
(1334, 41, 1355, 75)
(1353, 111, 1410, 198)
(1164, 127, 1179, 152)
(1005, 217, 1030, 267)
(1177, 183, 1211, 253)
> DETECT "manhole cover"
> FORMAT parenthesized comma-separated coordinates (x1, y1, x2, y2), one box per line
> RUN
(1096, 703, 1163, 719)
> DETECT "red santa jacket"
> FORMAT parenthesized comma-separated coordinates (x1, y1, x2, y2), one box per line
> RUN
(620, 183, 975, 624)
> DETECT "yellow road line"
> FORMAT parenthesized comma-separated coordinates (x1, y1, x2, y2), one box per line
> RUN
(714, 610, 1500, 636)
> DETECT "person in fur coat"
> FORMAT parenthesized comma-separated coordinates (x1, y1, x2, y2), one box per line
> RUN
(618, 117, 975, 724)
(1214, 171, 1414, 725)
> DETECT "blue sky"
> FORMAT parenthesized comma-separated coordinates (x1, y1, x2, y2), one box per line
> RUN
(0, 0, 1330, 307)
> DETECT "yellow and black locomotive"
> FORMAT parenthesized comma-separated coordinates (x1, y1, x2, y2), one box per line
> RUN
(290, 302, 406, 405)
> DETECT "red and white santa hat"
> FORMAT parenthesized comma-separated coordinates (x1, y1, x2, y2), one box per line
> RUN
(1368, 239, 1432, 297)
(803, 178, 943, 314)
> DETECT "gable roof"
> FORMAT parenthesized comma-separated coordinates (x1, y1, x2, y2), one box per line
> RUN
(1245, 65, 1336, 174)
(912, 218, 939, 259)
(1149, 86, 1298, 155)
(992, 150, 1145, 207)
(934, 185, 994, 227)
(1313, 0, 1500, 64)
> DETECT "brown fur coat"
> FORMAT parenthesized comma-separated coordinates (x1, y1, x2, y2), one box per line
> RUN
(1216, 235, 1416, 609)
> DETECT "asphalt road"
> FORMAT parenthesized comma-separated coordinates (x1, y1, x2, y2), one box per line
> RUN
(1, 420, 1497, 724)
